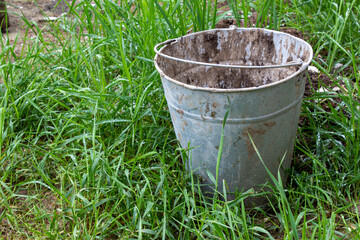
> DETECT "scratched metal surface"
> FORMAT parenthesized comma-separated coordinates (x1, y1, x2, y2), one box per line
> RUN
(154, 28, 313, 203)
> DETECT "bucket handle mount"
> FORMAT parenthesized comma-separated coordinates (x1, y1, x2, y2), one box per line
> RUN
(154, 39, 304, 69)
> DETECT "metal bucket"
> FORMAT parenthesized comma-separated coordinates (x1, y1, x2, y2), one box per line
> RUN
(154, 28, 313, 203)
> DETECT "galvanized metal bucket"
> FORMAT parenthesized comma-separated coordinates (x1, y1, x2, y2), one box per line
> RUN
(154, 28, 313, 203)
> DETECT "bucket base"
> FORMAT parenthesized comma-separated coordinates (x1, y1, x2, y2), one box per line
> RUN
(199, 181, 278, 208)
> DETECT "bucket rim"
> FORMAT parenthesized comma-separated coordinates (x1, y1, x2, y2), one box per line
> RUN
(154, 28, 313, 92)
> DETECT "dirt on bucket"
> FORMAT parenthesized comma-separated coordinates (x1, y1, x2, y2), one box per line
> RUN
(175, 64, 298, 89)
(157, 29, 310, 89)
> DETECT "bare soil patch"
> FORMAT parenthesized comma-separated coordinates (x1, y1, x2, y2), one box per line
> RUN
(0, 188, 61, 239)
(2, 0, 69, 55)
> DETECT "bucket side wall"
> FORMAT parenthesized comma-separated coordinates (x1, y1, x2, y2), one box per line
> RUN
(161, 72, 307, 200)
(162, 71, 307, 121)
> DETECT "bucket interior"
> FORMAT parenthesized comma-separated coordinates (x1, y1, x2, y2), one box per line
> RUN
(156, 29, 312, 89)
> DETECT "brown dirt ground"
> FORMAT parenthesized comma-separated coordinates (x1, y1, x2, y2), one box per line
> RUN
(0, 187, 62, 239)
(1, 0, 69, 55)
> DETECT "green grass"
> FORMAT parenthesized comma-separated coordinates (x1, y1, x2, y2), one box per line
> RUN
(1, 0, 360, 238)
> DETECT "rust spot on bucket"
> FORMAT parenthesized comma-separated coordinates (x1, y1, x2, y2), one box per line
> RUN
(184, 120, 188, 126)
(178, 94, 184, 104)
(264, 122, 276, 128)
(245, 127, 266, 136)
(176, 109, 184, 116)
(242, 126, 266, 159)
(204, 103, 210, 116)
(212, 102, 219, 108)
(210, 111, 217, 118)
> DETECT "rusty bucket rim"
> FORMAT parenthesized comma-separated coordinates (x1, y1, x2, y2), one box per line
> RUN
(154, 27, 313, 93)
